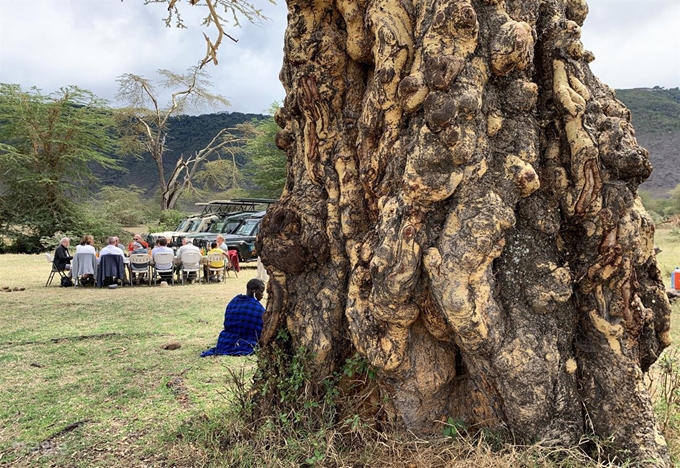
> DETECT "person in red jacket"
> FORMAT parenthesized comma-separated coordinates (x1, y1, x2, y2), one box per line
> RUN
(127, 234, 149, 253)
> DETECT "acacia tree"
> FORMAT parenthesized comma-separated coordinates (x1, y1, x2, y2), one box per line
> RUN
(0, 84, 119, 252)
(152, 0, 673, 464)
(243, 106, 288, 198)
(116, 67, 236, 211)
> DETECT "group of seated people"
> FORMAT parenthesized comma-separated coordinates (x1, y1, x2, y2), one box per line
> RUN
(53, 233, 235, 286)
(54, 234, 126, 285)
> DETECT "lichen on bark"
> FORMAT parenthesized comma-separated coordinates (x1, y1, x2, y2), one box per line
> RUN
(256, 0, 672, 464)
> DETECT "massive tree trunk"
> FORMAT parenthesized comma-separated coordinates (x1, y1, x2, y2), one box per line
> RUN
(256, 0, 672, 463)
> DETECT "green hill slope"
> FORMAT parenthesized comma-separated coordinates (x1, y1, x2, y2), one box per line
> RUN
(615, 87, 680, 197)
(95, 88, 680, 199)
(95, 111, 266, 194)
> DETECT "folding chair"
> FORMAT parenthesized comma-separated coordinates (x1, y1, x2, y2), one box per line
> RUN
(129, 253, 151, 286)
(179, 250, 202, 285)
(224, 250, 239, 278)
(45, 253, 67, 287)
(206, 253, 226, 283)
(152, 252, 175, 286)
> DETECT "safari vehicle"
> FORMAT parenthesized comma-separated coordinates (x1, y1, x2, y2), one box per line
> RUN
(146, 215, 201, 246)
(221, 211, 266, 262)
(192, 210, 267, 261)
(186, 211, 254, 248)
(147, 199, 275, 246)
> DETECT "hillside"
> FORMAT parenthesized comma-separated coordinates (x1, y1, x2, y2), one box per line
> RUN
(96, 89, 680, 199)
(94, 111, 266, 194)
(615, 87, 680, 197)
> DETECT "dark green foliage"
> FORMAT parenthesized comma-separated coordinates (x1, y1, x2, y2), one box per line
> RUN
(93, 185, 154, 227)
(640, 184, 680, 220)
(616, 87, 680, 134)
(0, 84, 120, 253)
(93, 112, 265, 202)
(149, 208, 188, 233)
(243, 113, 287, 199)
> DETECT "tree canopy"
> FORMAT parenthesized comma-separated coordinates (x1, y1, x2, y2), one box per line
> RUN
(115, 66, 234, 211)
(243, 106, 287, 198)
(0, 84, 120, 252)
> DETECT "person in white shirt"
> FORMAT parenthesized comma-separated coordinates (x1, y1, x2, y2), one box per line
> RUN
(174, 238, 201, 282)
(152, 237, 175, 282)
(175, 237, 200, 261)
(76, 234, 96, 255)
(99, 236, 125, 257)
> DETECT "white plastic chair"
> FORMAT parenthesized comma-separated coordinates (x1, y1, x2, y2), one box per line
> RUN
(151, 251, 175, 286)
(179, 250, 202, 285)
(129, 253, 151, 286)
(206, 253, 226, 283)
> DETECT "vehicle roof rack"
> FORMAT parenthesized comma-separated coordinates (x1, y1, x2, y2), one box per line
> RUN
(194, 198, 277, 216)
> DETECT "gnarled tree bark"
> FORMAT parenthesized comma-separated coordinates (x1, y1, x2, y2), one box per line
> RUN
(257, 0, 672, 464)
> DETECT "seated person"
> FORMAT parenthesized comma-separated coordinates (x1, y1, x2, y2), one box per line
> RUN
(151, 236, 174, 283)
(74, 234, 96, 285)
(127, 234, 149, 254)
(216, 234, 240, 272)
(99, 236, 125, 260)
(204, 241, 226, 282)
(113, 236, 126, 255)
(53, 237, 73, 277)
(129, 242, 150, 285)
(76, 234, 96, 254)
(201, 279, 266, 356)
(98, 236, 125, 286)
(174, 238, 201, 282)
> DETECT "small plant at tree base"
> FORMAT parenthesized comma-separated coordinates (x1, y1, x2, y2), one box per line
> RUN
(651, 348, 680, 432)
(442, 416, 467, 440)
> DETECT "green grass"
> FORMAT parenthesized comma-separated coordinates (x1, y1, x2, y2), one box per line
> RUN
(656, 226, 680, 289)
(1, 228, 680, 467)
(0, 254, 259, 467)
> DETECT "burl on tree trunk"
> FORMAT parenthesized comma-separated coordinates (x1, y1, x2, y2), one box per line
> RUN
(256, 0, 672, 463)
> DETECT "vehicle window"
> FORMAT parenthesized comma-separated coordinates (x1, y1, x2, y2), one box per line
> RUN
(176, 220, 188, 231)
(223, 221, 241, 234)
(187, 220, 201, 232)
(209, 221, 226, 233)
(235, 219, 260, 236)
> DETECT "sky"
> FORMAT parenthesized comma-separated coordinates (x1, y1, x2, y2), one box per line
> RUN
(0, 0, 678, 115)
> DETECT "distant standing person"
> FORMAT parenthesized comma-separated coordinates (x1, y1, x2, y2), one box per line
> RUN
(200, 279, 266, 356)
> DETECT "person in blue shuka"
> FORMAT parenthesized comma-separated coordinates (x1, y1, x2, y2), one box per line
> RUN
(201, 279, 266, 356)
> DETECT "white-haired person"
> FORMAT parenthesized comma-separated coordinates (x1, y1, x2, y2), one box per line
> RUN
(174, 237, 201, 283)
(53, 237, 73, 276)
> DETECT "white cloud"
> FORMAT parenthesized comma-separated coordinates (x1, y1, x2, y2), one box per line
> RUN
(0, 0, 677, 115)
(581, 0, 680, 88)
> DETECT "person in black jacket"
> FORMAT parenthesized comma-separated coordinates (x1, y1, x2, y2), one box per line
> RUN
(54, 237, 73, 276)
